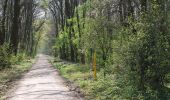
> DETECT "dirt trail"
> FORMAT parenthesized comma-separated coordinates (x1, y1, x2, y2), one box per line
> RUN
(7, 55, 82, 100)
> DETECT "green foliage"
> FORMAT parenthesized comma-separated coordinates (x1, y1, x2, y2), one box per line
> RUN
(0, 44, 11, 70)
(52, 60, 144, 99)
(10, 53, 26, 65)
(52, 0, 170, 99)
(0, 44, 29, 70)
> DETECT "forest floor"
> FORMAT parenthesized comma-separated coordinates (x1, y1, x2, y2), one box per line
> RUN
(5, 55, 82, 100)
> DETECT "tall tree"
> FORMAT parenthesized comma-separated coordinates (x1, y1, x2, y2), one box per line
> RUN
(10, 0, 21, 54)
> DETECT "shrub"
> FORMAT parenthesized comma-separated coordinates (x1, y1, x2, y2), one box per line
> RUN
(0, 44, 11, 70)
(10, 53, 26, 65)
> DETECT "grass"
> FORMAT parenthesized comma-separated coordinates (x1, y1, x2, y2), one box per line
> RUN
(52, 59, 119, 100)
(52, 60, 92, 98)
(52, 59, 170, 100)
(0, 58, 35, 99)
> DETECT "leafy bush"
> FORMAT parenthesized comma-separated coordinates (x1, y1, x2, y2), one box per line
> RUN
(0, 44, 26, 70)
(0, 44, 11, 70)
(10, 53, 25, 64)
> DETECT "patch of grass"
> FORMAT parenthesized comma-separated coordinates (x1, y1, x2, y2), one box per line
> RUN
(54, 61, 91, 79)
(52, 59, 120, 100)
(0, 58, 35, 99)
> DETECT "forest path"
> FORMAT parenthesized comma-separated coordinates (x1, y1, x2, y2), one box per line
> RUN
(7, 54, 82, 100)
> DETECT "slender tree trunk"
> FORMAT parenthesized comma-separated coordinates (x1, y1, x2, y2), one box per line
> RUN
(0, 0, 8, 45)
(10, 0, 21, 55)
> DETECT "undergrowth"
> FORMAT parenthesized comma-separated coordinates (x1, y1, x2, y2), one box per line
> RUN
(52, 59, 170, 100)
(52, 60, 123, 100)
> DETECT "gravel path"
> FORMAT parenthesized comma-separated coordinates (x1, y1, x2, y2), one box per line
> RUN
(7, 55, 82, 100)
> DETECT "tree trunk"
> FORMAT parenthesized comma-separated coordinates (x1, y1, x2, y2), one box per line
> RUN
(10, 0, 21, 55)
(0, 0, 8, 45)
